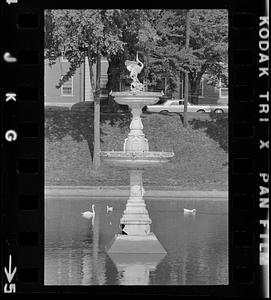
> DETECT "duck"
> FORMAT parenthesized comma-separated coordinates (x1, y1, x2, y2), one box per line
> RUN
(106, 205, 113, 213)
(81, 204, 95, 219)
(184, 208, 196, 214)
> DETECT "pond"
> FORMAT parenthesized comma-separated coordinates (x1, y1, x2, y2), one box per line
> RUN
(45, 197, 228, 285)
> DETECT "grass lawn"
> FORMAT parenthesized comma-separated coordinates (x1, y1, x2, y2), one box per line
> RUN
(45, 113, 228, 190)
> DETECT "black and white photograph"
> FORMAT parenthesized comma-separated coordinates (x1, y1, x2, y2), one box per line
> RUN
(44, 9, 229, 286)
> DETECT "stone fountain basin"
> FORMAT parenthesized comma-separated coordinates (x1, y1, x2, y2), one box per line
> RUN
(100, 151, 174, 169)
(110, 91, 163, 107)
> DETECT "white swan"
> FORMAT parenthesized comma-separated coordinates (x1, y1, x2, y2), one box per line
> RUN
(106, 205, 113, 213)
(184, 208, 196, 214)
(81, 204, 95, 219)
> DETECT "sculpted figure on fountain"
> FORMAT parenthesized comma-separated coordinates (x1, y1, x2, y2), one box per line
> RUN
(125, 52, 145, 93)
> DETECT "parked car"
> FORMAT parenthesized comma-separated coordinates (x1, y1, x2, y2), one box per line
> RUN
(146, 99, 211, 114)
(210, 104, 228, 114)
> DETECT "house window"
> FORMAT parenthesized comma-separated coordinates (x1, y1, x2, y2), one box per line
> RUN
(61, 77, 73, 96)
(220, 88, 228, 97)
(219, 78, 228, 98)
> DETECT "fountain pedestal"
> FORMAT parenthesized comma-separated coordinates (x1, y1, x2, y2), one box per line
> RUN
(106, 234, 166, 254)
(120, 169, 151, 236)
(101, 92, 174, 254)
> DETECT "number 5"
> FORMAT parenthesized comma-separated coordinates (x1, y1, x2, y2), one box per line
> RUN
(4, 283, 16, 293)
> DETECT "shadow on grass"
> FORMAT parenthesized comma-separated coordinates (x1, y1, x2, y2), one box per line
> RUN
(188, 112, 228, 153)
(45, 102, 131, 161)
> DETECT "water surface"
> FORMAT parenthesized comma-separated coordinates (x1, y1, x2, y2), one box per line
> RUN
(45, 197, 228, 285)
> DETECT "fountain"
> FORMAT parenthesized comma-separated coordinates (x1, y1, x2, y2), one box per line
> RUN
(100, 53, 174, 254)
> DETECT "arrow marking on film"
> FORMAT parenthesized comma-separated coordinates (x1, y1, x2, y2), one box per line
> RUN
(4, 255, 17, 283)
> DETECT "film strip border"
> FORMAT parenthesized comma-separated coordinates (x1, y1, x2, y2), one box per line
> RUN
(230, 8, 269, 298)
(1, 1, 269, 297)
(1, 0, 43, 294)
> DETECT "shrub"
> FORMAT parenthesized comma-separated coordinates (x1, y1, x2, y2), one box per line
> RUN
(189, 112, 228, 152)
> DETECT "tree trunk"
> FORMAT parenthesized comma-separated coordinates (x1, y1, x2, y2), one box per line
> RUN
(106, 57, 121, 112)
(93, 54, 101, 170)
(183, 9, 190, 128)
(86, 138, 94, 162)
(190, 77, 201, 104)
(87, 51, 96, 163)
(107, 56, 122, 92)
(190, 65, 208, 104)
(184, 72, 189, 127)
(143, 49, 150, 92)
(87, 50, 96, 100)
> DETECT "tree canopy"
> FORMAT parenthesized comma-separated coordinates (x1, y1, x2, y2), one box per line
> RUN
(45, 9, 126, 90)
(143, 9, 228, 101)
(45, 9, 228, 101)
(45, 9, 161, 88)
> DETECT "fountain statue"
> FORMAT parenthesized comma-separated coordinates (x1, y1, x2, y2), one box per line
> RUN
(125, 52, 144, 93)
(100, 53, 174, 254)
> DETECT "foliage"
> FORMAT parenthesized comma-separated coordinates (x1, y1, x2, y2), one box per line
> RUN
(45, 9, 161, 87)
(204, 62, 228, 88)
(45, 9, 228, 96)
(45, 9, 126, 89)
(105, 9, 162, 94)
(189, 112, 228, 152)
(144, 9, 228, 101)
(44, 9, 162, 125)
(44, 9, 133, 166)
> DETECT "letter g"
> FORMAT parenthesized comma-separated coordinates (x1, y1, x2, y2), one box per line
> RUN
(5, 130, 17, 142)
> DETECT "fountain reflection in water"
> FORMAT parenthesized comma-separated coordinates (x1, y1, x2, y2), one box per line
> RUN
(110, 253, 166, 285)
(100, 54, 174, 255)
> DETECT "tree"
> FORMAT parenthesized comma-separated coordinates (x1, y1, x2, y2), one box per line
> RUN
(44, 9, 125, 168)
(184, 9, 228, 103)
(143, 9, 228, 104)
(183, 9, 190, 128)
(105, 9, 161, 100)
(44, 9, 162, 164)
(139, 9, 183, 96)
